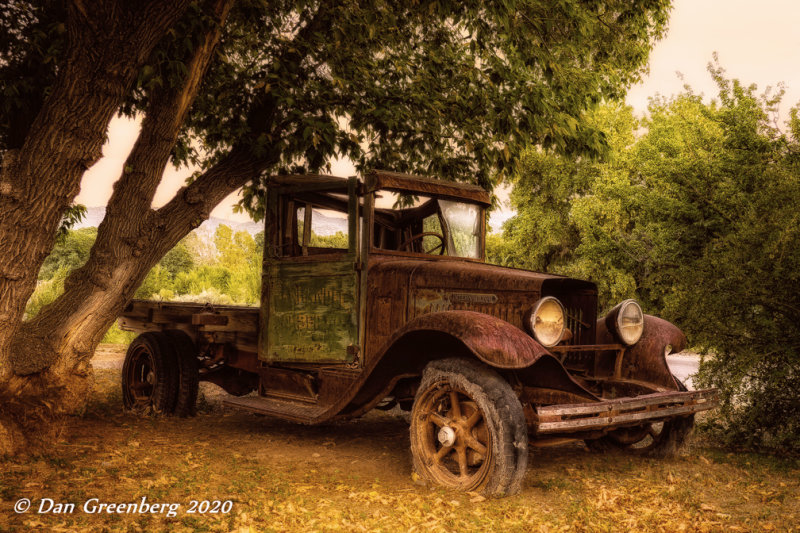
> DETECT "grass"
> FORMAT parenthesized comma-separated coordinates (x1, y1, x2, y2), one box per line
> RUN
(1, 365, 798, 532)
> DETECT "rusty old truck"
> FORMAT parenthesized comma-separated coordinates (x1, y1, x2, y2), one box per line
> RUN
(118, 170, 718, 496)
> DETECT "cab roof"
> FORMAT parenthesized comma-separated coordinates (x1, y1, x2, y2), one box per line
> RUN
(267, 170, 491, 206)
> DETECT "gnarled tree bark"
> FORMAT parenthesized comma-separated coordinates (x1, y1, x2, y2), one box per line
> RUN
(0, 0, 197, 455)
(0, 1, 191, 367)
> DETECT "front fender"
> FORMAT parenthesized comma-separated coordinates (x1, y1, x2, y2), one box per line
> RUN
(382, 310, 551, 369)
(342, 311, 604, 418)
(365, 310, 597, 403)
(596, 314, 686, 390)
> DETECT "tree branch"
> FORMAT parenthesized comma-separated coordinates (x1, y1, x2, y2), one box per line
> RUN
(58, 0, 234, 296)
(105, 0, 235, 217)
(156, 1, 338, 237)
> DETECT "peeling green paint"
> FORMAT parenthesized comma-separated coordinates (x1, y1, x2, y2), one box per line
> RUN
(263, 259, 358, 363)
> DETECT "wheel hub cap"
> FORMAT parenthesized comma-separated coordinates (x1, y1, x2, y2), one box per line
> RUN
(438, 426, 456, 447)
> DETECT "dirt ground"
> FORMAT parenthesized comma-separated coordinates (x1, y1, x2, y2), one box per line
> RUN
(1, 346, 798, 532)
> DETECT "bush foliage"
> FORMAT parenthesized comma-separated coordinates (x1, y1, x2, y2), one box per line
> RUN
(495, 65, 800, 452)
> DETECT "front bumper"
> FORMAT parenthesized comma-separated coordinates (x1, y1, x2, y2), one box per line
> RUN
(533, 388, 718, 435)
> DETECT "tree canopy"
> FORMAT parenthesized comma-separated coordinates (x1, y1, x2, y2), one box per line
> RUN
(0, 0, 671, 454)
(3, 0, 673, 191)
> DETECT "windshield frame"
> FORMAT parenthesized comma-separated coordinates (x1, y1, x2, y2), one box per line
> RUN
(364, 188, 486, 261)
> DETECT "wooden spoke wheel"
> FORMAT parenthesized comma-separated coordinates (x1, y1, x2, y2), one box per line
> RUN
(414, 384, 492, 485)
(399, 232, 446, 255)
(122, 332, 179, 414)
(410, 358, 528, 496)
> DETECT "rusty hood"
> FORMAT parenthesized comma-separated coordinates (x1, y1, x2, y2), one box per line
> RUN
(367, 257, 597, 336)
(369, 257, 595, 294)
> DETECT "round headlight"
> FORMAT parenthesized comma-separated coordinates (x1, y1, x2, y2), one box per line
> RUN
(526, 297, 565, 347)
(611, 299, 644, 346)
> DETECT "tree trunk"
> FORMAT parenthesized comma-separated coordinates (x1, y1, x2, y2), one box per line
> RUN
(0, 0, 196, 455)
(0, 0, 319, 455)
(0, 1, 190, 361)
(0, 147, 267, 454)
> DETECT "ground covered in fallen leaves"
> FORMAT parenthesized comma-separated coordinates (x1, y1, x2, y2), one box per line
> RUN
(1, 349, 798, 532)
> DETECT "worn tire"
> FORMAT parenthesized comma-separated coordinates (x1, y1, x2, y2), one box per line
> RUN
(585, 376, 694, 456)
(163, 330, 200, 417)
(409, 358, 528, 497)
(122, 332, 179, 414)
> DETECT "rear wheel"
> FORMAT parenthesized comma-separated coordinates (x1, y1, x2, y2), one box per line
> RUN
(163, 330, 199, 417)
(121, 332, 179, 414)
(409, 358, 528, 496)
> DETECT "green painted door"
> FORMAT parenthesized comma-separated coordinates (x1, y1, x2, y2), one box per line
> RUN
(262, 259, 359, 363)
(259, 176, 361, 364)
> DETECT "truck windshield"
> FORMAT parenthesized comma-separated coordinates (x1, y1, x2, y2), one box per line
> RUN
(372, 190, 483, 259)
(439, 200, 481, 259)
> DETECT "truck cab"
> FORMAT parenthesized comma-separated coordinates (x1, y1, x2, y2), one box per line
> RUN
(119, 170, 717, 496)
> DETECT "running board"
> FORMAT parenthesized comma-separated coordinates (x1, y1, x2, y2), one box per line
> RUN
(534, 388, 718, 435)
(222, 395, 329, 424)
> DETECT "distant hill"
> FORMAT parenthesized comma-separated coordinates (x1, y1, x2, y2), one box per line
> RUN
(75, 207, 346, 236)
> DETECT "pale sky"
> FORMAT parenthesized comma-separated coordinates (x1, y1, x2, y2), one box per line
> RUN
(626, 0, 800, 114)
(76, 0, 800, 225)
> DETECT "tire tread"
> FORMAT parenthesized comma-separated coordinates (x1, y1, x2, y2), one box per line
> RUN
(163, 330, 200, 417)
(411, 358, 528, 497)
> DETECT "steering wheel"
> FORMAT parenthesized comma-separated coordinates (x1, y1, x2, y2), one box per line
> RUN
(399, 232, 446, 255)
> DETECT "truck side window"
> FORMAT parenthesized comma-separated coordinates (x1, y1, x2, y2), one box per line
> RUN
(295, 205, 349, 255)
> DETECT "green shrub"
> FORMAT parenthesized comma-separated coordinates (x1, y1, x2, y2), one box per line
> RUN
(501, 67, 800, 452)
(101, 322, 136, 344)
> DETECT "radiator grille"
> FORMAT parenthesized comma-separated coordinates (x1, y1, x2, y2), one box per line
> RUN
(565, 307, 587, 345)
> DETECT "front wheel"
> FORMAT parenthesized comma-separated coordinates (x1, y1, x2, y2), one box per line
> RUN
(409, 358, 528, 496)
